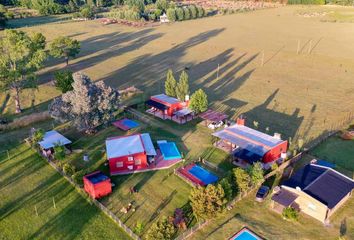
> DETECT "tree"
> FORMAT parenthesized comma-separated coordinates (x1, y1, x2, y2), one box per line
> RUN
(196, 6, 204, 18)
(189, 5, 197, 19)
(49, 72, 120, 132)
(49, 36, 80, 66)
(233, 168, 250, 194)
(165, 69, 177, 97)
(155, 0, 168, 11)
(220, 178, 233, 201)
(146, 217, 175, 240)
(190, 184, 226, 221)
(166, 8, 176, 22)
(0, 30, 47, 113)
(183, 7, 190, 20)
(54, 70, 74, 93)
(247, 162, 264, 186)
(176, 70, 189, 101)
(53, 144, 65, 160)
(79, 5, 95, 18)
(63, 163, 75, 176)
(189, 89, 208, 114)
(0, 4, 7, 27)
(175, 7, 183, 21)
(32, 128, 45, 145)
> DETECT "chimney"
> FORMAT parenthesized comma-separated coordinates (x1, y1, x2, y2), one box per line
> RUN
(273, 133, 281, 140)
(236, 115, 245, 126)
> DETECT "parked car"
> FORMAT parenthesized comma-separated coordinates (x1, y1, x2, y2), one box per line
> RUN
(255, 186, 270, 202)
(208, 121, 224, 130)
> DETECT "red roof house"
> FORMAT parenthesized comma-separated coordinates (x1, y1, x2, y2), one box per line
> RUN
(106, 133, 157, 175)
(146, 94, 188, 117)
(213, 118, 288, 164)
(83, 171, 112, 199)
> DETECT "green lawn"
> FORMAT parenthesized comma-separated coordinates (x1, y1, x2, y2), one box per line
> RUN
(190, 191, 354, 240)
(310, 134, 354, 177)
(0, 143, 131, 240)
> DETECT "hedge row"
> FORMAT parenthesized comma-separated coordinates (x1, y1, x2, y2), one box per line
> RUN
(287, 0, 325, 4)
(166, 5, 206, 22)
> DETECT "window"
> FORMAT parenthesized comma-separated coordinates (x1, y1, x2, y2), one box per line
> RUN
(128, 156, 134, 161)
(135, 159, 141, 165)
(116, 161, 123, 168)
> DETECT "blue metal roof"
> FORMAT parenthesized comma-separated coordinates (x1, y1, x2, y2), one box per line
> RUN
(151, 94, 180, 105)
(283, 164, 354, 209)
(212, 124, 284, 156)
(38, 130, 72, 149)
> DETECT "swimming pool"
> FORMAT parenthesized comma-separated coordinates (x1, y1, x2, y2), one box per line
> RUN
(230, 228, 262, 240)
(158, 142, 182, 160)
(188, 165, 219, 185)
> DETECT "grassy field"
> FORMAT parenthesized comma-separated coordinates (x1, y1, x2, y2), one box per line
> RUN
(0, 142, 131, 240)
(1, 5, 354, 146)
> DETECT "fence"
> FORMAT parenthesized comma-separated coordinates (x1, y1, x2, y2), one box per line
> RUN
(45, 157, 141, 240)
(174, 221, 208, 240)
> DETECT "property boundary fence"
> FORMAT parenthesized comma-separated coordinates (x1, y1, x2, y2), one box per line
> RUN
(174, 221, 208, 240)
(45, 158, 141, 240)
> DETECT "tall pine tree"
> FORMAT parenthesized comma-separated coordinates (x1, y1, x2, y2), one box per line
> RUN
(164, 69, 177, 97)
(176, 70, 189, 101)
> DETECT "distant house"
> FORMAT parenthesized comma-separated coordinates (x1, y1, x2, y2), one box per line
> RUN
(145, 94, 191, 120)
(106, 133, 157, 175)
(160, 13, 169, 23)
(271, 163, 354, 223)
(212, 118, 288, 165)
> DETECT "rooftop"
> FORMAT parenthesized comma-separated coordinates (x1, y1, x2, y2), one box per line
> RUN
(38, 130, 72, 149)
(106, 133, 156, 159)
(199, 109, 228, 122)
(283, 164, 354, 209)
(151, 94, 181, 105)
(212, 124, 285, 156)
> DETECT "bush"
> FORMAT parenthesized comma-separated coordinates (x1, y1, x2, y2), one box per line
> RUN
(32, 128, 45, 145)
(80, 5, 95, 19)
(166, 8, 176, 21)
(175, 7, 184, 21)
(156, 0, 169, 11)
(134, 221, 144, 235)
(124, 0, 144, 12)
(54, 144, 66, 160)
(287, 0, 325, 4)
(189, 5, 197, 19)
(124, 8, 140, 20)
(148, 12, 156, 20)
(282, 207, 299, 221)
(63, 163, 76, 176)
(54, 70, 74, 93)
(154, 8, 162, 18)
(183, 7, 190, 20)
(220, 177, 233, 201)
(196, 6, 204, 18)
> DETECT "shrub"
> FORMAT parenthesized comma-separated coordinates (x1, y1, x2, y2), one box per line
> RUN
(32, 128, 45, 145)
(53, 144, 66, 160)
(134, 221, 144, 235)
(54, 70, 74, 93)
(196, 6, 204, 18)
(146, 217, 175, 240)
(63, 163, 76, 176)
(287, 0, 325, 4)
(183, 7, 190, 20)
(154, 8, 162, 18)
(80, 5, 95, 19)
(233, 168, 251, 194)
(124, 9, 140, 20)
(148, 13, 156, 20)
(156, 0, 169, 11)
(189, 5, 197, 19)
(282, 207, 299, 221)
(220, 177, 233, 201)
(176, 7, 184, 21)
(247, 162, 264, 186)
(166, 8, 176, 21)
(124, 0, 144, 12)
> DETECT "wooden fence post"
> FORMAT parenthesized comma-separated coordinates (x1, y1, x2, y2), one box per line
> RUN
(297, 40, 300, 54)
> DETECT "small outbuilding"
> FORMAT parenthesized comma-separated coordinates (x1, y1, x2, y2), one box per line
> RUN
(271, 163, 354, 223)
(160, 13, 169, 23)
(106, 133, 157, 175)
(83, 171, 112, 199)
(38, 130, 72, 158)
(199, 109, 228, 126)
(146, 94, 188, 118)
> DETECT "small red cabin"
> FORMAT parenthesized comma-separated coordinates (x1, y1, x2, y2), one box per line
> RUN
(83, 171, 112, 199)
(146, 94, 188, 117)
(105, 133, 157, 175)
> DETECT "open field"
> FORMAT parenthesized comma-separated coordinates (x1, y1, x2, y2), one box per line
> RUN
(0, 142, 131, 240)
(1, 5, 354, 146)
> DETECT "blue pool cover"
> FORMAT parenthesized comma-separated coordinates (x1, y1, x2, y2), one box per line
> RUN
(122, 119, 139, 129)
(158, 142, 182, 160)
(231, 228, 262, 240)
(188, 165, 219, 185)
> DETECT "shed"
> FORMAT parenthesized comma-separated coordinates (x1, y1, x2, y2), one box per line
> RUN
(160, 13, 170, 23)
(199, 109, 228, 125)
(83, 171, 112, 199)
(38, 130, 72, 150)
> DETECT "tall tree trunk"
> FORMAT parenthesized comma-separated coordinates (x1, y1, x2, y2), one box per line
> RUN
(14, 87, 21, 113)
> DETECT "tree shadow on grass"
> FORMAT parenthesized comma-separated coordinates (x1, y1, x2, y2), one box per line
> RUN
(148, 189, 177, 223)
